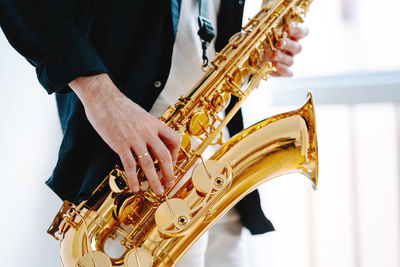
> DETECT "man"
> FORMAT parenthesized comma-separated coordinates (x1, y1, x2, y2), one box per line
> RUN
(0, 0, 307, 266)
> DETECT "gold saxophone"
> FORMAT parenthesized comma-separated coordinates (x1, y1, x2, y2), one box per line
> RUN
(47, 0, 318, 266)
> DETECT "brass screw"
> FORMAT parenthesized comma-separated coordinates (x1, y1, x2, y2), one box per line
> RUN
(177, 216, 188, 226)
(214, 177, 224, 187)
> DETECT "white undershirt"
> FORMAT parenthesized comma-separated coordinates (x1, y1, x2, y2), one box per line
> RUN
(149, 0, 221, 117)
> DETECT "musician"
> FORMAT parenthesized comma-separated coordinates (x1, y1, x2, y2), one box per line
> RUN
(0, 0, 307, 266)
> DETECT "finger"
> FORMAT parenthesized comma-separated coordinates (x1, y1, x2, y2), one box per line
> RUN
(272, 50, 294, 67)
(277, 38, 302, 56)
(134, 147, 164, 195)
(288, 25, 309, 41)
(148, 137, 175, 188)
(262, 45, 274, 60)
(119, 150, 139, 192)
(272, 62, 293, 77)
(158, 125, 182, 164)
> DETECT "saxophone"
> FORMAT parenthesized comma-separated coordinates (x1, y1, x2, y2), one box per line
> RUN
(47, 0, 318, 266)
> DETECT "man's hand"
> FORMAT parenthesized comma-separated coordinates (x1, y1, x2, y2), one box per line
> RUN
(267, 25, 309, 77)
(69, 73, 182, 195)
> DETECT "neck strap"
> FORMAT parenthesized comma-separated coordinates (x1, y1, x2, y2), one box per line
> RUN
(198, 0, 215, 67)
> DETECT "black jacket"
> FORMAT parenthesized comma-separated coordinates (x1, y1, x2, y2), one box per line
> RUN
(0, 0, 274, 235)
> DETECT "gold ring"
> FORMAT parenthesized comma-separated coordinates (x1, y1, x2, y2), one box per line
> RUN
(137, 152, 149, 159)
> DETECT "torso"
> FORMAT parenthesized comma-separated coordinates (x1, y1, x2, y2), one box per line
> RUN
(149, 0, 221, 117)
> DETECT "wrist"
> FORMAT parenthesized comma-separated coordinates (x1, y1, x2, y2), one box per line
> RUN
(69, 73, 121, 106)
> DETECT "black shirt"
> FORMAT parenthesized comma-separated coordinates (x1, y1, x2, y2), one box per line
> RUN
(0, 0, 273, 235)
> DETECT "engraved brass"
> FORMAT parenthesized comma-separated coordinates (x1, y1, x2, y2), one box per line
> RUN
(77, 251, 112, 267)
(123, 248, 153, 267)
(192, 160, 232, 194)
(155, 198, 192, 235)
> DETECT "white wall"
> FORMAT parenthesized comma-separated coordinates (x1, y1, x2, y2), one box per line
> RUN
(0, 31, 63, 266)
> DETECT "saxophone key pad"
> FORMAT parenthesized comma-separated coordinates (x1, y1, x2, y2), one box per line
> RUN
(155, 198, 192, 235)
(192, 160, 232, 194)
(177, 132, 192, 163)
(76, 251, 112, 267)
(188, 111, 210, 136)
(123, 247, 153, 267)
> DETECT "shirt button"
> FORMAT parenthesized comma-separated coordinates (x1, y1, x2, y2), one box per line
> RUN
(154, 81, 162, 88)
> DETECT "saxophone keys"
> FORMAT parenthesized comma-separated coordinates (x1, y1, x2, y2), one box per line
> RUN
(211, 90, 231, 113)
(284, 7, 304, 25)
(228, 31, 246, 47)
(177, 132, 191, 163)
(109, 174, 128, 194)
(113, 194, 144, 225)
(155, 198, 192, 235)
(76, 251, 112, 267)
(233, 67, 252, 88)
(188, 111, 210, 136)
(124, 247, 153, 267)
(191, 160, 232, 195)
(262, 62, 277, 81)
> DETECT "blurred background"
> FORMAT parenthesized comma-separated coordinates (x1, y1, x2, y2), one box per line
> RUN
(1, 0, 399, 266)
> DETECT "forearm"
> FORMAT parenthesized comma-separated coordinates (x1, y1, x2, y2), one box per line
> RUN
(0, 0, 107, 94)
(69, 73, 122, 107)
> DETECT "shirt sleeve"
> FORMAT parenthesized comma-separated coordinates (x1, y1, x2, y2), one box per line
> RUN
(0, 0, 108, 94)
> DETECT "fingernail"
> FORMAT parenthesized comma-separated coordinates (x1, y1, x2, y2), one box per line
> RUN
(132, 185, 139, 192)
(167, 181, 174, 187)
(156, 187, 164, 195)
